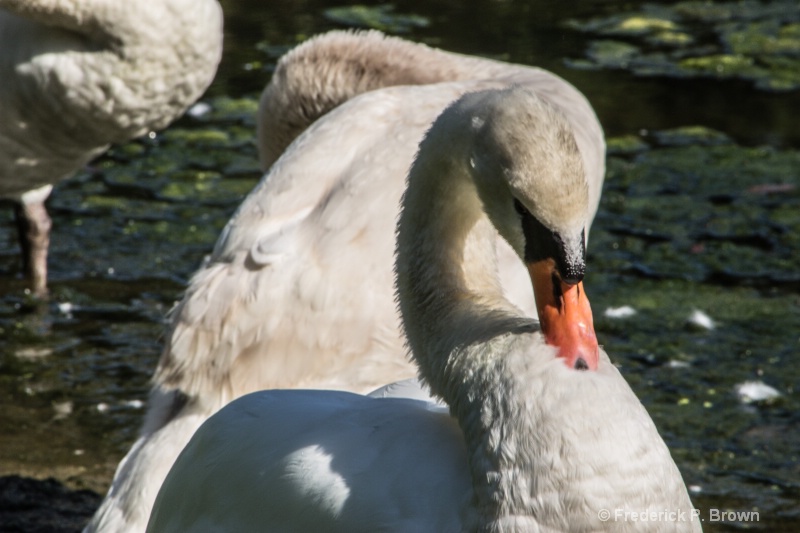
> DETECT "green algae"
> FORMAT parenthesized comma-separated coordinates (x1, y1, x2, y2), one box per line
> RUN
(567, 0, 800, 91)
(646, 30, 694, 47)
(650, 125, 734, 146)
(199, 96, 260, 126)
(584, 40, 641, 68)
(594, 133, 800, 289)
(161, 129, 230, 145)
(674, 0, 800, 23)
(679, 53, 758, 76)
(617, 16, 678, 34)
(725, 20, 800, 56)
(323, 5, 429, 34)
(606, 134, 650, 156)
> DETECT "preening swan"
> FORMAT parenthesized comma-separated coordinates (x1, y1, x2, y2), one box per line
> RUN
(88, 31, 605, 531)
(0, 0, 223, 295)
(147, 86, 699, 532)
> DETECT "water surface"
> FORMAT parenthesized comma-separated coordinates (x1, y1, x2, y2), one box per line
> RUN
(0, 1, 797, 531)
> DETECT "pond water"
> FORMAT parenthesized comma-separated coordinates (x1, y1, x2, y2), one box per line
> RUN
(0, 1, 797, 531)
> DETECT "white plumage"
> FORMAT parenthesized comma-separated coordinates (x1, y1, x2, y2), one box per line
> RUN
(0, 0, 223, 295)
(89, 31, 606, 531)
(147, 85, 699, 532)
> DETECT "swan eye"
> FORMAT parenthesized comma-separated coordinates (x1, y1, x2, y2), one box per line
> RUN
(551, 272, 562, 308)
(513, 198, 529, 217)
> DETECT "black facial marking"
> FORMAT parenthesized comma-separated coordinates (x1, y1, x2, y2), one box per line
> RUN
(574, 358, 589, 371)
(514, 198, 586, 283)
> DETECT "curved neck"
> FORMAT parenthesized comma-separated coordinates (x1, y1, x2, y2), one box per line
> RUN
(396, 113, 527, 380)
(396, 159, 578, 528)
(396, 105, 545, 528)
(258, 30, 517, 169)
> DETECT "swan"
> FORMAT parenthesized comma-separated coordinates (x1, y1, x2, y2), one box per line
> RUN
(87, 31, 605, 532)
(0, 0, 223, 295)
(146, 86, 700, 532)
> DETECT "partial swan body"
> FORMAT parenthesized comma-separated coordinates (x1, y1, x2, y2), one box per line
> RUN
(89, 31, 605, 531)
(0, 0, 223, 295)
(147, 86, 699, 532)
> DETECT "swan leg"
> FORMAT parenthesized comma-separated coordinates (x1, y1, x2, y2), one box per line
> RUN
(14, 188, 53, 297)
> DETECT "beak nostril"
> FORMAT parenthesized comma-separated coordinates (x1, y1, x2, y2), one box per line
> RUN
(550, 272, 562, 305)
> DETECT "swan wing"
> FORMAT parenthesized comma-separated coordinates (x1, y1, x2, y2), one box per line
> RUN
(155, 83, 502, 400)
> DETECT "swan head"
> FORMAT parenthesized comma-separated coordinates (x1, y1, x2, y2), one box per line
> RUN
(466, 87, 599, 370)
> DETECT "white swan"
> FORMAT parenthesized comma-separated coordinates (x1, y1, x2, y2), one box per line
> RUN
(147, 86, 700, 532)
(0, 0, 223, 295)
(87, 31, 605, 532)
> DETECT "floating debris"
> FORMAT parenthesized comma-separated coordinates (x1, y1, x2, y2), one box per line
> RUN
(14, 347, 52, 360)
(96, 399, 145, 413)
(736, 380, 782, 404)
(604, 305, 638, 318)
(687, 309, 716, 331)
(186, 101, 212, 118)
(56, 302, 76, 316)
(52, 401, 73, 420)
(668, 359, 692, 368)
(124, 399, 145, 409)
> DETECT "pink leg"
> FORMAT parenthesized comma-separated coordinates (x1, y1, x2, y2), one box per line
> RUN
(14, 199, 52, 297)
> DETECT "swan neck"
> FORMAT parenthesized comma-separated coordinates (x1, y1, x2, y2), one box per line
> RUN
(396, 93, 565, 529)
(396, 112, 531, 393)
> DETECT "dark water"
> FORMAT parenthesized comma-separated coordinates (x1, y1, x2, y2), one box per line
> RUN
(0, 1, 798, 531)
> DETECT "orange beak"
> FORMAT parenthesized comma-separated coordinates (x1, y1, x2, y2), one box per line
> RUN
(528, 259, 599, 371)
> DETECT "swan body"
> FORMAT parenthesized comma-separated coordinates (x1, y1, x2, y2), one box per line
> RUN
(90, 31, 605, 531)
(149, 360, 694, 532)
(0, 0, 223, 295)
(147, 86, 699, 532)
